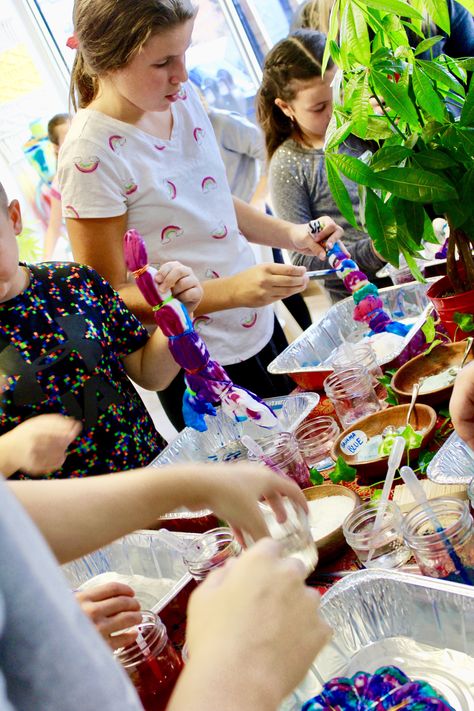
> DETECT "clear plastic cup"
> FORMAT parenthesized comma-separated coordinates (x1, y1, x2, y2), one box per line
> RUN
(323, 367, 381, 428)
(295, 416, 340, 471)
(343, 501, 411, 569)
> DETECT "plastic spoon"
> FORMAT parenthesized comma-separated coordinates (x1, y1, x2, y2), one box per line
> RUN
(366, 436, 406, 564)
(399, 465, 472, 585)
(382, 379, 422, 438)
(155, 528, 194, 554)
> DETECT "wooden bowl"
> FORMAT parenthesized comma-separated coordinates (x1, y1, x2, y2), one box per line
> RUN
(391, 340, 474, 406)
(331, 404, 437, 485)
(303, 484, 361, 564)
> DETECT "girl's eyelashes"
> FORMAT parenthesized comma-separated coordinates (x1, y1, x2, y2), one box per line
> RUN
(153, 59, 169, 67)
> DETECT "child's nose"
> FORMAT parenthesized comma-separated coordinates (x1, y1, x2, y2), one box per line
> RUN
(170, 56, 188, 84)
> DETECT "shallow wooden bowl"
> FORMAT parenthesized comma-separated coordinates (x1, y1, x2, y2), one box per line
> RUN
(391, 340, 474, 406)
(330, 404, 437, 485)
(303, 484, 361, 564)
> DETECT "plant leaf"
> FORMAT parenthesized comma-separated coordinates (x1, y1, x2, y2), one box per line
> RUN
(373, 167, 458, 202)
(401, 248, 426, 282)
(372, 72, 419, 125)
(351, 73, 371, 136)
(412, 150, 453, 170)
(414, 35, 444, 56)
(370, 145, 412, 170)
(325, 156, 359, 229)
(364, 188, 399, 263)
(460, 77, 474, 128)
(347, 2, 371, 65)
(325, 119, 354, 151)
(421, 315, 436, 343)
(417, 60, 463, 94)
(309, 468, 325, 485)
(453, 312, 474, 332)
(412, 65, 446, 122)
(329, 456, 357, 484)
(328, 152, 377, 186)
(361, 0, 423, 19)
(420, 0, 450, 32)
(417, 449, 436, 474)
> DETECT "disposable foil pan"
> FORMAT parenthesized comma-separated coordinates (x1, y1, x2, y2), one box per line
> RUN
(268, 281, 434, 389)
(62, 530, 195, 614)
(302, 569, 474, 710)
(152, 393, 319, 466)
(427, 431, 474, 485)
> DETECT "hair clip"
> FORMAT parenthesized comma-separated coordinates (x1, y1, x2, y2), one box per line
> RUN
(66, 33, 79, 50)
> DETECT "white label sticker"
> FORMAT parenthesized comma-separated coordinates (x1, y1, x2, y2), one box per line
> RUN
(340, 429, 368, 456)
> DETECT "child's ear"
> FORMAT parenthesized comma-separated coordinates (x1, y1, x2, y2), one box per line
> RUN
(8, 200, 22, 236)
(274, 97, 292, 119)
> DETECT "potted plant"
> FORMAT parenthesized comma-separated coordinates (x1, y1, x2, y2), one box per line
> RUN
(322, 0, 474, 339)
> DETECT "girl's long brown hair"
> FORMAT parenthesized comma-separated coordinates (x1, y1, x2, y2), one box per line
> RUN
(70, 0, 196, 110)
(256, 30, 331, 161)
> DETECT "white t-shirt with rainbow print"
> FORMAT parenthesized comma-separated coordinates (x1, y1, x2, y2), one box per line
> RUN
(58, 82, 273, 364)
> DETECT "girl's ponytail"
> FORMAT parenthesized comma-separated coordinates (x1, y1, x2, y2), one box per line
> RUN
(70, 50, 97, 111)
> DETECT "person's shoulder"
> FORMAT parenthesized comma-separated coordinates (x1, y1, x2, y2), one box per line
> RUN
(61, 110, 118, 157)
(271, 138, 308, 166)
(34, 261, 104, 288)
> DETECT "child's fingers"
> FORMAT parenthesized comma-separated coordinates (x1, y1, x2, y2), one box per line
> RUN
(97, 610, 143, 638)
(77, 582, 136, 602)
(156, 262, 193, 291)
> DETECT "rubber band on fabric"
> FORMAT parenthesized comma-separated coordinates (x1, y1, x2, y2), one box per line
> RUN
(131, 265, 150, 279)
(152, 296, 174, 311)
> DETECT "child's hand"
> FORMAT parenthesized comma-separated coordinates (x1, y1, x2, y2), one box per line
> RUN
(75, 582, 142, 651)
(0, 414, 82, 477)
(155, 261, 203, 313)
(232, 263, 309, 308)
(289, 217, 347, 259)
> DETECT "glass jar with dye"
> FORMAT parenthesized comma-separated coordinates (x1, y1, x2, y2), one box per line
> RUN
(402, 497, 474, 585)
(343, 501, 411, 569)
(323, 367, 381, 428)
(115, 612, 183, 711)
(330, 342, 387, 405)
(249, 431, 312, 488)
(182, 526, 241, 582)
(295, 416, 340, 472)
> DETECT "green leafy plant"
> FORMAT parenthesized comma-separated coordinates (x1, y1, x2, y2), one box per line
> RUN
(309, 467, 325, 484)
(324, 0, 474, 293)
(377, 369, 398, 405)
(329, 455, 357, 483)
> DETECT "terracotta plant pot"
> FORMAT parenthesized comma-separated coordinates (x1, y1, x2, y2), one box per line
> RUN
(427, 274, 474, 342)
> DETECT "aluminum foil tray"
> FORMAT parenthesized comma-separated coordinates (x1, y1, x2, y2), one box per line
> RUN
(427, 431, 474, 485)
(152, 393, 319, 466)
(62, 530, 196, 614)
(301, 569, 474, 710)
(268, 281, 433, 389)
